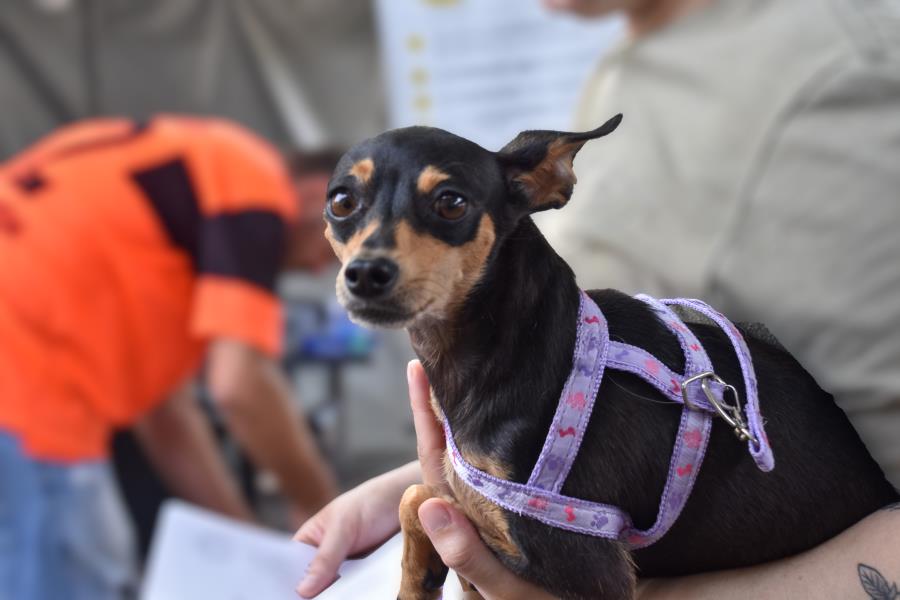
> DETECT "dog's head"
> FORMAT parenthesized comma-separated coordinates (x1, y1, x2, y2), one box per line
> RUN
(323, 114, 622, 328)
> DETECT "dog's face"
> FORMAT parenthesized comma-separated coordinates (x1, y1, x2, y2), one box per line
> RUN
(324, 115, 622, 328)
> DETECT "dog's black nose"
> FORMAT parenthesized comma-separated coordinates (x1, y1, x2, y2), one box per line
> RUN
(344, 257, 399, 298)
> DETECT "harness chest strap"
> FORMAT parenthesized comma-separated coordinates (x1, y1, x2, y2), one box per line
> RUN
(443, 292, 774, 548)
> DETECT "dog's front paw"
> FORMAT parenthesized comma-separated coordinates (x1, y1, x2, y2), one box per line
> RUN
(397, 563, 447, 600)
(396, 585, 443, 600)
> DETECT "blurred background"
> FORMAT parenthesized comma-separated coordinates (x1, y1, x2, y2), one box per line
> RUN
(0, 1, 622, 596)
(1, 0, 898, 598)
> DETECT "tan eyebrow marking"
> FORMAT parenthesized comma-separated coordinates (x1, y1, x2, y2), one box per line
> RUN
(416, 165, 450, 194)
(349, 158, 375, 184)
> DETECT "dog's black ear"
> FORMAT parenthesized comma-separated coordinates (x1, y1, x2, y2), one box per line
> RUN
(497, 113, 622, 213)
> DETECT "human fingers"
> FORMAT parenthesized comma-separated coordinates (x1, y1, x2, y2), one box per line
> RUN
(293, 510, 325, 546)
(418, 499, 554, 600)
(408, 360, 447, 488)
(294, 513, 356, 598)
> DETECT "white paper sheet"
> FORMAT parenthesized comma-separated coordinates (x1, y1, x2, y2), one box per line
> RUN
(374, 0, 624, 151)
(141, 500, 463, 600)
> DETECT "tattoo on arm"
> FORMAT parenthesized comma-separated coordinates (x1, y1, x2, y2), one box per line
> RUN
(858, 564, 899, 600)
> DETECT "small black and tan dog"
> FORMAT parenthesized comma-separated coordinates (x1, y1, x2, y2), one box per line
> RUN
(323, 115, 898, 600)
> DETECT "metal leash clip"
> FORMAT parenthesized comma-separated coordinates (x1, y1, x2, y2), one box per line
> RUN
(681, 371, 757, 445)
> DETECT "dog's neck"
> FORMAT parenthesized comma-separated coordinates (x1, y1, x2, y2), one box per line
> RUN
(407, 217, 581, 455)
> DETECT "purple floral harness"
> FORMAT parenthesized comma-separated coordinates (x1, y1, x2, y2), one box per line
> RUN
(443, 292, 775, 548)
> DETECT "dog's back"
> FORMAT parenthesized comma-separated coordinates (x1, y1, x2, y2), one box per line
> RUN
(503, 289, 898, 595)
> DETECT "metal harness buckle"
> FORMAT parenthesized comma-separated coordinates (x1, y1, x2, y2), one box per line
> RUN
(681, 371, 757, 445)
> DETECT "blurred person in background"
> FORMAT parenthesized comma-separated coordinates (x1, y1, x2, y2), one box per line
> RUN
(0, 115, 338, 600)
(296, 0, 900, 597)
(539, 0, 900, 487)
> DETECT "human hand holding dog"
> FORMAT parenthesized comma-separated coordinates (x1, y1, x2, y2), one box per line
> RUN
(409, 360, 556, 600)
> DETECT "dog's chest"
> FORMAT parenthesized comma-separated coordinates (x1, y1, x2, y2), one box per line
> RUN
(441, 447, 522, 560)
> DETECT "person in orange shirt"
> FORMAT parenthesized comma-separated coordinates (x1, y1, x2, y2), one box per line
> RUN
(0, 116, 339, 600)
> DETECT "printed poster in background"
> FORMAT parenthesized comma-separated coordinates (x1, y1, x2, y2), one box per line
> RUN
(375, 0, 624, 151)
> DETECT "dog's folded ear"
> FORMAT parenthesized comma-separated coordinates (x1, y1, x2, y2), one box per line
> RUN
(497, 113, 622, 213)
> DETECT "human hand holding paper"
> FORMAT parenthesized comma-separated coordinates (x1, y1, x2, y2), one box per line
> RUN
(294, 460, 420, 597)
(141, 500, 408, 600)
(294, 359, 439, 597)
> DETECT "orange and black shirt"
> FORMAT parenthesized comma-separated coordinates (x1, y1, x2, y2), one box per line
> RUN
(0, 116, 298, 461)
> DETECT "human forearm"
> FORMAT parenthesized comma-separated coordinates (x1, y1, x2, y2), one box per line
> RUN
(134, 384, 252, 521)
(638, 503, 900, 599)
(219, 378, 336, 511)
(390, 460, 423, 486)
(211, 348, 338, 517)
(370, 460, 423, 508)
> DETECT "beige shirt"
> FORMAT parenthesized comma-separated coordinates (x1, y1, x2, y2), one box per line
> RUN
(539, 0, 900, 487)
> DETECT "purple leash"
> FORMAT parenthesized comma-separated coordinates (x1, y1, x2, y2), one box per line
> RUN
(443, 292, 774, 548)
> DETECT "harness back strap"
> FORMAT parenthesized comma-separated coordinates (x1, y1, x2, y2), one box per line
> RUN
(443, 292, 774, 547)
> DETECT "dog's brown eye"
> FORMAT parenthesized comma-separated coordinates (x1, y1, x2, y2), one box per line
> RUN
(434, 192, 468, 221)
(328, 191, 358, 219)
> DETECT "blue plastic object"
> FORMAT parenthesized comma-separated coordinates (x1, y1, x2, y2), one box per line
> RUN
(287, 300, 376, 361)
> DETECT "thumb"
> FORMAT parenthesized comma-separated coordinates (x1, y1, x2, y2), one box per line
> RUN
(418, 499, 549, 600)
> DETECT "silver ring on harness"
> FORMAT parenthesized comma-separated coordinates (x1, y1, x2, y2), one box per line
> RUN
(681, 371, 758, 446)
